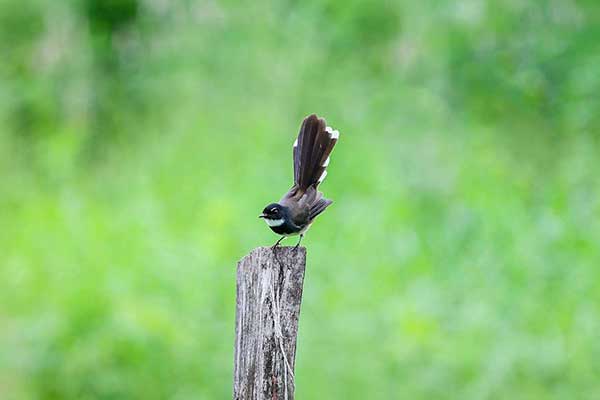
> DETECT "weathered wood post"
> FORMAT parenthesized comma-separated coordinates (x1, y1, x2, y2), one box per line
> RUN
(233, 246, 307, 400)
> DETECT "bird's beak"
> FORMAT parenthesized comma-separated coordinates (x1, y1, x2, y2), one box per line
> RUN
(258, 214, 266, 218)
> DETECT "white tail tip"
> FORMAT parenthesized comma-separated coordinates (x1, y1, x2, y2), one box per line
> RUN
(322, 156, 330, 167)
(326, 126, 340, 139)
(318, 170, 328, 183)
(328, 127, 340, 140)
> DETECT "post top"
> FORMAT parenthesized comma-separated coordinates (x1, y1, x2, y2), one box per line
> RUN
(238, 246, 307, 265)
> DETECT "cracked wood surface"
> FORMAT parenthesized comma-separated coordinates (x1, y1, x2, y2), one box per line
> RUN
(233, 246, 306, 400)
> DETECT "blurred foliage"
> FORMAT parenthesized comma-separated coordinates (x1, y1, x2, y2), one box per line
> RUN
(1, 0, 600, 399)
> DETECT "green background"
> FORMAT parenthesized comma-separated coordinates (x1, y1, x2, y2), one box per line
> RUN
(1, 0, 600, 398)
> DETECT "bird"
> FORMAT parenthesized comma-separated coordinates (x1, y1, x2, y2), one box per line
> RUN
(259, 114, 339, 249)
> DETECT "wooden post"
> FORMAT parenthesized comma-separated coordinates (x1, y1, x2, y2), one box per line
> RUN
(233, 246, 307, 400)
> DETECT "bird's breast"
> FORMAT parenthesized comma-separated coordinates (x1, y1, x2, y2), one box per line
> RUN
(268, 219, 303, 236)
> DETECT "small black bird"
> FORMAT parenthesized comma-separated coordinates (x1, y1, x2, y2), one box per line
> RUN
(259, 114, 339, 248)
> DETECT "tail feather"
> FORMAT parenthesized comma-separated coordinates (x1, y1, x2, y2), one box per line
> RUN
(293, 114, 339, 190)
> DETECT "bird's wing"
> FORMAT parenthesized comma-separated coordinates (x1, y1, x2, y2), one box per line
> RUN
(308, 198, 333, 221)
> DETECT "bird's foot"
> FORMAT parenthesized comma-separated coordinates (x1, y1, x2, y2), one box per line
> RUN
(292, 235, 303, 250)
(271, 237, 285, 252)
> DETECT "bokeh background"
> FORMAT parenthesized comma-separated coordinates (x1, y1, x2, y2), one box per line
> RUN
(1, 0, 600, 399)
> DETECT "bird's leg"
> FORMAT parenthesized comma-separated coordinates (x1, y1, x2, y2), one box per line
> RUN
(271, 236, 285, 251)
(293, 234, 304, 250)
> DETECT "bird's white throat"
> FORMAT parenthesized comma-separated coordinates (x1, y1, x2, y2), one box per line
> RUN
(264, 218, 284, 227)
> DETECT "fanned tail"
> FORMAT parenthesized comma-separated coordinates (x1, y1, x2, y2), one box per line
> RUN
(293, 114, 339, 190)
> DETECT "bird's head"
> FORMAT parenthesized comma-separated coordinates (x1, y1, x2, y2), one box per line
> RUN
(259, 203, 286, 226)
